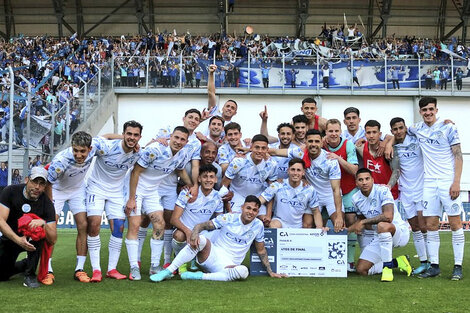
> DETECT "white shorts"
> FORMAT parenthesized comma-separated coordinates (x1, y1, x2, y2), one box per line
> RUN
(320, 198, 344, 217)
(271, 217, 302, 229)
(230, 193, 267, 216)
(160, 192, 178, 211)
(197, 244, 236, 273)
(399, 192, 424, 220)
(359, 223, 410, 264)
(86, 192, 125, 220)
(422, 179, 463, 217)
(130, 193, 164, 217)
(53, 187, 86, 216)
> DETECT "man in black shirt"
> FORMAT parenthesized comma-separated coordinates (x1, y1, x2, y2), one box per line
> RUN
(0, 166, 56, 288)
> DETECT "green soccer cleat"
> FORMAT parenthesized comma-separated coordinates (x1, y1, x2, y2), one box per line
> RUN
(150, 269, 172, 282)
(181, 271, 203, 280)
(178, 263, 188, 275)
(451, 265, 463, 281)
(412, 262, 430, 275)
(396, 255, 412, 276)
(381, 267, 393, 282)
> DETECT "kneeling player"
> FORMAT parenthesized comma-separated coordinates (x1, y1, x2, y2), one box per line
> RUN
(259, 158, 323, 229)
(151, 195, 286, 282)
(349, 169, 412, 282)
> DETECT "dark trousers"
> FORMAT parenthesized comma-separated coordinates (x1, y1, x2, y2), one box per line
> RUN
(323, 76, 329, 88)
(392, 79, 399, 89)
(0, 238, 43, 281)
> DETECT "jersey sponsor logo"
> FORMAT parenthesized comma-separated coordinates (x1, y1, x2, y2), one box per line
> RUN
(418, 138, 440, 145)
(366, 160, 381, 173)
(277, 166, 287, 173)
(226, 231, 248, 244)
(399, 152, 418, 158)
(189, 208, 213, 214)
(239, 175, 264, 184)
(280, 198, 304, 208)
(104, 160, 130, 170)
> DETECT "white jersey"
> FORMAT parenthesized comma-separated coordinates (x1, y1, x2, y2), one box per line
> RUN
(261, 179, 319, 228)
(47, 144, 97, 192)
(287, 147, 341, 206)
(269, 141, 294, 179)
(352, 184, 407, 230)
(176, 187, 223, 230)
(225, 153, 278, 198)
(136, 142, 191, 196)
(394, 134, 423, 199)
(211, 213, 264, 265)
(86, 138, 140, 195)
(342, 126, 366, 144)
(156, 126, 201, 161)
(217, 142, 245, 165)
(408, 119, 460, 180)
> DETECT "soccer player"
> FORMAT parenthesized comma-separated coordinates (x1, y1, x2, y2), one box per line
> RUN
(342, 107, 365, 144)
(349, 168, 412, 282)
(300, 97, 327, 133)
(86, 121, 143, 282)
(408, 97, 464, 280)
(45, 131, 96, 283)
(219, 134, 277, 223)
(195, 116, 225, 146)
(150, 195, 285, 282)
(323, 119, 359, 271)
(171, 164, 225, 270)
(217, 122, 245, 175)
(125, 126, 193, 281)
(269, 129, 344, 232)
(259, 158, 323, 229)
(291, 114, 309, 147)
(183, 141, 223, 191)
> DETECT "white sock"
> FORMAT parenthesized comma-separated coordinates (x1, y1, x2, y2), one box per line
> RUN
(378, 232, 393, 264)
(426, 230, 440, 265)
(150, 238, 164, 267)
(107, 235, 123, 272)
(166, 236, 207, 273)
(368, 262, 383, 275)
(75, 256, 87, 272)
(452, 228, 465, 266)
(48, 258, 53, 273)
(172, 238, 186, 256)
(202, 266, 249, 281)
(412, 230, 428, 262)
(359, 229, 375, 251)
(87, 235, 101, 271)
(125, 238, 139, 268)
(137, 227, 148, 262)
(163, 230, 173, 264)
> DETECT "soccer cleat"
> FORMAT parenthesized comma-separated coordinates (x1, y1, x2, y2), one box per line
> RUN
(149, 269, 172, 282)
(178, 263, 188, 275)
(40, 272, 55, 285)
(190, 259, 198, 271)
(74, 270, 91, 283)
(381, 267, 393, 282)
(149, 265, 163, 275)
(347, 262, 356, 273)
(412, 262, 430, 275)
(23, 276, 40, 288)
(396, 255, 412, 276)
(129, 267, 141, 281)
(90, 270, 102, 283)
(163, 262, 178, 275)
(417, 266, 441, 278)
(180, 271, 203, 280)
(451, 265, 463, 281)
(106, 269, 127, 280)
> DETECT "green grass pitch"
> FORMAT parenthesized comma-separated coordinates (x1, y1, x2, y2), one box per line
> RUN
(1, 229, 469, 313)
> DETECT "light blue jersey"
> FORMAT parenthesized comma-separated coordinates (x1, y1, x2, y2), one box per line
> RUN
(176, 187, 224, 229)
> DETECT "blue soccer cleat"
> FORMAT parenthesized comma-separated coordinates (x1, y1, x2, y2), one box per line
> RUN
(150, 269, 172, 282)
(180, 271, 203, 280)
(412, 262, 430, 275)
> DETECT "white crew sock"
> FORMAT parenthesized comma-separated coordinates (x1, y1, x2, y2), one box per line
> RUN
(87, 235, 101, 271)
(202, 266, 249, 281)
(75, 255, 87, 272)
(163, 230, 173, 264)
(452, 228, 465, 266)
(171, 238, 186, 256)
(368, 262, 383, 275)
(150, 238, 164, 267)
(412, 230, 428, 262)
(125, 238, 139, 268)
(48, 258, 53, 273)
(108, 235, 123, 272)
(378, 232, 393, 264)
(426, 230, 440, 265)
(137, 227, 148, 262)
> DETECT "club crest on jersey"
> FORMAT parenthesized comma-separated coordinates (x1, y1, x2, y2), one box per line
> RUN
(55, 167, 61, 174)
(99, 150, 104, 155)
(233, 165, 238, 169)
(22, 204, 31, 213)
(370, 199, 377, 207)
(407, 143, 418, 151)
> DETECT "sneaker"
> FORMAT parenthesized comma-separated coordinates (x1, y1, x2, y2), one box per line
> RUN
(90, 270, 102, 283)
(412, 262, 430, 275)
(189, 259, 198, 271)
(381, 267, 393, 282)
(23, 276, 40, 288)
(40, 272, 55, 285)
(106, 269, 127, 280)
(163, 262, 178, 275)
(149, 269, 172, 282)
(417, 266, 441, 278)
(129, 267, 141, 281)
(396, 255, 412, 276)
(74, 270, 91, 283)
(178, 263, 188, 275)
(347, 262, 356, 273)
(180, 271, 203, 281)
(451, 265, 463, 281)
(149, 265, 163, 275)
